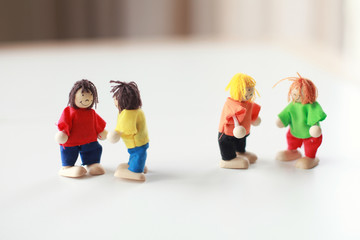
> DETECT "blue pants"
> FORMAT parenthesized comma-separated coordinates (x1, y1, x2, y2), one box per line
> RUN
(128, 143, 149, 173)
(60, 141, 102, 166)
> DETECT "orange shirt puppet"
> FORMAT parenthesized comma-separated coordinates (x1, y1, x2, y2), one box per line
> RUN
(218, 73, 261, 169)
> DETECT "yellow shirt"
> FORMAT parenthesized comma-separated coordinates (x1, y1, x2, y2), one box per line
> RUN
(115, 109, 149, 149)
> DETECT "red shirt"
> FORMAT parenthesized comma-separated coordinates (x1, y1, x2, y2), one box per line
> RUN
(218, 98, 261, 136)
(57, 106, 106, 147)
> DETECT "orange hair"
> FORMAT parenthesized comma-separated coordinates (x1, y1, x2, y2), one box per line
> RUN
(273, 73, 318, 104)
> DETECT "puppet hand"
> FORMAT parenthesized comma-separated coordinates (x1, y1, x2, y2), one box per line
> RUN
(98, 129, 108, 140)
(108, 130, 121, 143)
(55, 131, 68, 144)
(276, 118, 285, 128)
(252, 117, 261, 126)
(233, 126, 246, 139)
(309, 125, 322, 138)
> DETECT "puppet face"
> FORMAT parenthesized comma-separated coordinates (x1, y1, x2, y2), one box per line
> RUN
(75, 89, 94, 108)
(291, 88, 302, 103)
(242, 87, 255, 101)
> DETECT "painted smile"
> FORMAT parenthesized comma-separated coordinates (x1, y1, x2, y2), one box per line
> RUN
(80, 101, 90, 106)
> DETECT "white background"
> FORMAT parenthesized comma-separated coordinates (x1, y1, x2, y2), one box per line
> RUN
(0, 40, 359, 240)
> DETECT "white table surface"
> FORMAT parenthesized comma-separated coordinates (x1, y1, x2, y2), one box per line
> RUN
(0, 39, 359, 240)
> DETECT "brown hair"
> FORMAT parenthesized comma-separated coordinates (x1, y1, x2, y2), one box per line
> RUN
(68, 79, 99, 109)
(110, 81, 142, 111)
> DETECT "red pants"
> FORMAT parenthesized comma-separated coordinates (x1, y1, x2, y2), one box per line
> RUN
(287, 130, 322, 158)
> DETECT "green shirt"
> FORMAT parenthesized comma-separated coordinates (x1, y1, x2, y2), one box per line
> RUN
(278, 101, 327, 139)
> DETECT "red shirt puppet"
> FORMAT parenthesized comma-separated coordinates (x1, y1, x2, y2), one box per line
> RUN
(55, 79, 107, 178)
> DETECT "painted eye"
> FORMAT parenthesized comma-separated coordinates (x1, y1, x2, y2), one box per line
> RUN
(82, 94, 84, 96)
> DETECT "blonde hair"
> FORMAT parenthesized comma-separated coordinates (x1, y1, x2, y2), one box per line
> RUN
(225, 73, 259, 101)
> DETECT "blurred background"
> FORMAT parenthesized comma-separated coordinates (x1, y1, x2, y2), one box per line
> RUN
(1, 0, 359, 81)
(0, 0, 359, 63)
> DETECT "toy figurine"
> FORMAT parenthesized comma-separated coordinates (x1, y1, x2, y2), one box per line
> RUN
(274, 73, 327, 169)
(218, 73, 261, 169)
(55, 79, 108, 178)
(108, 81, 149, 181)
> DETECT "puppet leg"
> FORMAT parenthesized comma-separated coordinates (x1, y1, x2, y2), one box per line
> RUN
(80, 141, 105, 175)
(295, 135, 322, 169)
(234, 134, 258, 163)
(59, 146, 87, 177)
(218, 133, 249, 169)
(237, 152, 257, 163)
(276, 130, 302, 161)
(114, 143, 149, 181)
(117, 163, 148, 174)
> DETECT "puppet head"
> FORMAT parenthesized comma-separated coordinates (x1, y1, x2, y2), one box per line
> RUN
(68, 79, 98, 109)
(110, 81, 142, 112)
(225, 73, 259, 102)
(274, 73, 318, 104)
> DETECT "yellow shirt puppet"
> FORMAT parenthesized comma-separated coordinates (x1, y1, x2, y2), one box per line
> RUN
(108, 81, 149, 181)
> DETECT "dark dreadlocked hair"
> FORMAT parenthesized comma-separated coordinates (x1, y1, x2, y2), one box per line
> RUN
(68, 79, 99, 109)
(110, 81, 142, 111)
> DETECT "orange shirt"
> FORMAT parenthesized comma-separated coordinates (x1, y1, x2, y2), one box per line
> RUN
(218, 98, 261, 136)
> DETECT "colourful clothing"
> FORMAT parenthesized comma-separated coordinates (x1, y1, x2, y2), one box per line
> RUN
(57, 107, 106, 147)
(278, 102, 326, 139)
(127, 143, 149, 173)
(218, 98, 260, 160)
(218, 133, 249, 160)
(115, 109, 149, 149)
(218, 97, 261, 136)
(60, 141, 102, 166)
(286, 130, 322, 158)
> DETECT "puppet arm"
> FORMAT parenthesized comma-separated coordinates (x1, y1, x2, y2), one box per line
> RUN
(309, 125, 322, 138)
(56, 107, 71, 144)
(108, 130, 121, 143)
(276, 118, 285, 128)
(232, 116, 246, 139)
(55, 131, 68, 144)
(251, 116, 261, 126)
(98, 129, 108, 140)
